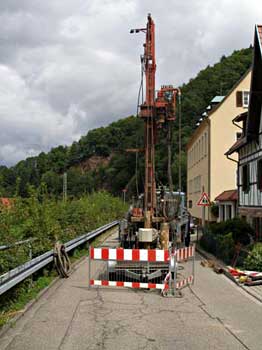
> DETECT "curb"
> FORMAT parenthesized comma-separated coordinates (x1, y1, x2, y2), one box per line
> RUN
(196, 245, 262, 303)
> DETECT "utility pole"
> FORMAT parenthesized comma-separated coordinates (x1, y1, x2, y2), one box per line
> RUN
(178, 91, 182, 193)
(63, 172, 67, 202)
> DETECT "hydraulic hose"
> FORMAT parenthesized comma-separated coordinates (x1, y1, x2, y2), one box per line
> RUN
(54, 242, 71, 278)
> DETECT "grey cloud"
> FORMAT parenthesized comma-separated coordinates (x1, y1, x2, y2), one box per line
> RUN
(0, 0, 261, 165)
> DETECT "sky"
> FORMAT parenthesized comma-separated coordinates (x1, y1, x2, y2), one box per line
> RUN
(0, 0, 261, 166)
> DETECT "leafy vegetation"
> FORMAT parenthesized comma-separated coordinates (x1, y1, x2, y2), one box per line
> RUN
(0, 47, 252, 198)
(0, 189, 127, 275)
(0, 190, 127, 326)
(244, 243, 262, 271)
(200, 218, 255, 265)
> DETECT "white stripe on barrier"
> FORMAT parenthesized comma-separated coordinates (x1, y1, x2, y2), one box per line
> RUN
(94, 248, 102, 260)
(109, 248, 116, 260)
(124, 249, 132, 261)
(156, 250, 164, 262)
(108, 281, 117, 287)
(140, 249, 148, 261)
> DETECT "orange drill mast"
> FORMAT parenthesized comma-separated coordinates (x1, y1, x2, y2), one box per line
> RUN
(130, 14, 180, 229)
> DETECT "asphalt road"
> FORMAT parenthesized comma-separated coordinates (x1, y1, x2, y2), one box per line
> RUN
(0, 231, 261, 350)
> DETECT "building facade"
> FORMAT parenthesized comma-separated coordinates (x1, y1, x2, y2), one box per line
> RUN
(187, 70, 251, 222)
(226, 25, 262, 240)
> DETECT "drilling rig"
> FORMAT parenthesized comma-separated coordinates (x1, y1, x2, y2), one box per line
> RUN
(120, 14, 188, 250)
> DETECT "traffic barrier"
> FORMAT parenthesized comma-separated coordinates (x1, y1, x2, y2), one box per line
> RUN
(90, 247, 169, 262)
(89, 247, 169, 291)
(88, 244, 195, 296)
(176, 245, 195, 262)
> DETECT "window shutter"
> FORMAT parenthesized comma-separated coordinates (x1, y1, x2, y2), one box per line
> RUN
(236, 91, 243, 107)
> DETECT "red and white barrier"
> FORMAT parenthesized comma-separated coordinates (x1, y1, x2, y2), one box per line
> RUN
(176, 245, 195, 262)
(90, 277, 193, 291)
(90, 279, 166, 290)
(176, 275, 194, 289)
(90, 247, 169, 262)
(89, 245, 195, 295)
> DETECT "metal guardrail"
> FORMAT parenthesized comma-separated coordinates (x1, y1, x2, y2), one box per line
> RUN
(0, 237, 38, 251)
(0, 221, 119, 296)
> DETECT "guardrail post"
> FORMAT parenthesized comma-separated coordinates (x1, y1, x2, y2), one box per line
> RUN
(28, 242, 33, 288)
(88, 244, 91, 289)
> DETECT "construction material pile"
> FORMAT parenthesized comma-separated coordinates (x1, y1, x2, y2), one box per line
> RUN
(228, 267, 262, 286)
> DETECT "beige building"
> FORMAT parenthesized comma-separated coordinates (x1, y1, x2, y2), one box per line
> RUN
(187, 70, 251, 222)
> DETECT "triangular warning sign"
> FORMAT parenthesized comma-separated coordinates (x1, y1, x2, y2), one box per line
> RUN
(197, 192, 211, 206)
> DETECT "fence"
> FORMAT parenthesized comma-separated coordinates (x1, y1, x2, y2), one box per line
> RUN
(88, 245, 195, 296)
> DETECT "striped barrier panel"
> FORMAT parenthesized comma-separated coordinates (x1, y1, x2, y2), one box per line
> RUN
(90, 247, 169, 262)
(90, 277, 194, 290)
(176, 275, 194, 289)
(89, 246, 195, 295)
(90, 280, 167, 289)
(176, 245, 195, 262)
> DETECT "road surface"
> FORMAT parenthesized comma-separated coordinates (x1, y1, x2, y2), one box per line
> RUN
(0, 231, 261, 350)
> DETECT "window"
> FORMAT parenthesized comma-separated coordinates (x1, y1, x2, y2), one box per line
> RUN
(236, 91, 249, 108)
(243, 91, 249, 108)
(258, 159, 262, 191)
(188, 200, 192, 208)
(242, 164, 249, 192)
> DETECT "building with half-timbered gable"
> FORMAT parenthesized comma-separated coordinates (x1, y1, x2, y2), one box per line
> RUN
(226, 25, 262, 240)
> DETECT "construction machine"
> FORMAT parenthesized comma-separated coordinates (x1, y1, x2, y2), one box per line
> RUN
(120, 14, 189, 250)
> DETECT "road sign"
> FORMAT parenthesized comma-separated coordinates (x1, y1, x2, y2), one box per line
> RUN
(197, 192, 210, 206)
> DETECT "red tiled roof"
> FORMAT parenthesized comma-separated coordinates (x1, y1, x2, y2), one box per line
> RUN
(0, 198, 11, 207)
(215, 190, 238, 202)
(225, 136, 247, 156)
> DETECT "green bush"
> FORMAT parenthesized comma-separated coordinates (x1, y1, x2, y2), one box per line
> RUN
(216, 232, 235, 265)
(200, 232, 235, 265)
(208, 218, 254, 245)
(210, 202, 219, 218)
(244, 243, 262, 272)
(199, 233, 218, 255)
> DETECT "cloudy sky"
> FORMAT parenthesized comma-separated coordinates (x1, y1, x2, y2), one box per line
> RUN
(0, 0, 261, 166)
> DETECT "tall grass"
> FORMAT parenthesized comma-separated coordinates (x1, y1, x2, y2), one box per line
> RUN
(0, 189, 127, 275)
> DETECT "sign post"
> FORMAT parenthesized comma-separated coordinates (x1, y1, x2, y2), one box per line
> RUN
(197, 192, 211, 230)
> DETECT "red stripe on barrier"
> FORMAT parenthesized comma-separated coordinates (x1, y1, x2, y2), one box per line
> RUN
(164, 250, 169, 262)
(132, 249, 140, 261)
(116, 281, 124, 287)
(101, 248, 109, 260)
(90, 247, 94, 259)
(148, 283, 156, 289)
(90, 279, 94, 285)
(132, 282, 140, 288)
(148, 250, 156, 262)
(102, 280, 109, 286)
(116, 248, 124, 261)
